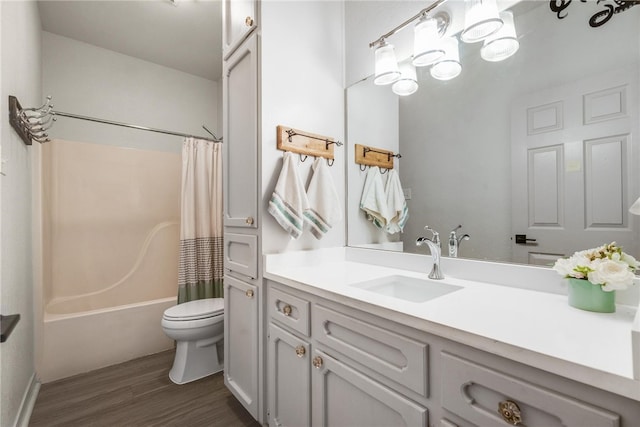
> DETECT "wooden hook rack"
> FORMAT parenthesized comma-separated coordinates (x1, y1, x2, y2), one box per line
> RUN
(276, 125, 341, 160)
(354, 143, 401, 170)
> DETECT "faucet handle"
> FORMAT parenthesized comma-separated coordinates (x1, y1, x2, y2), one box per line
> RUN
(424, 225, 440, 243)
(451, 224, 462, 233)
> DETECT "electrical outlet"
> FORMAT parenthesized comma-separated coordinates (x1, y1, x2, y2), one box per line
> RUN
(403, 188, 411, 200)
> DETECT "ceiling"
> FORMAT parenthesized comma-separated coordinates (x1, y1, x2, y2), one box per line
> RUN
(38, 0, 223, 82)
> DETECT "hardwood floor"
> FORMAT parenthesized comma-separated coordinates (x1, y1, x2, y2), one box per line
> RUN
(29, 350, 261, 427)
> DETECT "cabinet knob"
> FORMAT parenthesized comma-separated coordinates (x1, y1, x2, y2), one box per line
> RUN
(245, 289, 254, 298)
(312, 356, 324, 369)
(282, 304, 292, 316)
(245, 16, 254, 27)
(295, 346, 306, 358)
(498, 400, 522, 425)
(245, 216, 254, 225)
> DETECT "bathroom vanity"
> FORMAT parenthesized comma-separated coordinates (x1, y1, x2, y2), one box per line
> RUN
(263, 248, 640, 427)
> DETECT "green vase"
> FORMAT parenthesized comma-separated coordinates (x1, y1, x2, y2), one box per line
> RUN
(567, 278, 616, 313)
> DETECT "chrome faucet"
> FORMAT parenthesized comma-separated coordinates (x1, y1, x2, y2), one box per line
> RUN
(448, 224, 470, 258)
(416, 226, 444, 280)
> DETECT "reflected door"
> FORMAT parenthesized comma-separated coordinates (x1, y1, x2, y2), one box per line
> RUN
(511, 65, 639, 265)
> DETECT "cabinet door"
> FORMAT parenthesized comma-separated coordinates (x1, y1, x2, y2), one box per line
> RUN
(223, 0, 257, 59)
(223, 33, 258, 229)
(268, 323, 311, 427)
(311, 350, 428, 427)
(224, 275, 259, 419)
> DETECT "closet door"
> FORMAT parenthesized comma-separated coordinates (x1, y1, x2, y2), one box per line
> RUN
(222, 0, 257, 59)
(223, 33, 258, 229)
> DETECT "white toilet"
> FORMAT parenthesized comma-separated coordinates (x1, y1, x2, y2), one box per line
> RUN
(161, 298, 224, 384)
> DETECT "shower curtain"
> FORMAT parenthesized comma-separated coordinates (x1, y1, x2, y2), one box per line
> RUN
(177, 137, 223, 303)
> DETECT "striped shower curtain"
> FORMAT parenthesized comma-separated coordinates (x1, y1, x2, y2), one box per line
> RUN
(177, 137, 223, 303)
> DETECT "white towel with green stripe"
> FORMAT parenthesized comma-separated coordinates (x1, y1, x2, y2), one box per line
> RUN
(360, 166, 389, 230)
(268, 152, 309, 239)
(304, 157, 342, 239)
(385, 169, 408, 234)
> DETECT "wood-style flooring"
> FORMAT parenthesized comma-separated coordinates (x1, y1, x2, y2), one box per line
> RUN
(29, 350, 261, 427)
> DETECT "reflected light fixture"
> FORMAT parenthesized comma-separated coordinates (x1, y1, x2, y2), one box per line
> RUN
(412, 15, 445, 67)
(630, 197, 640, 215)
(374, 40, 401, 85)
(392, 63, 419, 96)
(430, 37, 462, 81)
(461, 0, 504, 43)
(481, 11, 519, 62)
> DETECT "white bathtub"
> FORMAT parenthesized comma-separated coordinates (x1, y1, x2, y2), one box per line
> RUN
(39, 297, 176, 383)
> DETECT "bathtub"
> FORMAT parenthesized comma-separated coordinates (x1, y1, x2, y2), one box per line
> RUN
(37, 140, 181, 383)
(39, 297, 176, 383)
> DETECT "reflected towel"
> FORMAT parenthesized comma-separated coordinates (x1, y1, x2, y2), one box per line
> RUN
(304, 157, 342, 239)
(385, 169, 408, 234)
(268, 152, 310, 239)
(359, 166, 389, 229)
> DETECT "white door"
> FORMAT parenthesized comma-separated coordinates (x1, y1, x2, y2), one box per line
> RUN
(511, 65, 639, 265)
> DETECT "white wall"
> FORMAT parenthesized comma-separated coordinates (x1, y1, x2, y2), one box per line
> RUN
(0, 2, 41, 426)
(260, 0, 345, 253)
(42, 32, 220, 153)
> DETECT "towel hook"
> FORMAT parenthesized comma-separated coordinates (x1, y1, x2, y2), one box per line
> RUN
(380, 167, 389, 175)
(299, 154, 308, 162)
(359, 164, 368, 172)
(327, 158, 334, 167)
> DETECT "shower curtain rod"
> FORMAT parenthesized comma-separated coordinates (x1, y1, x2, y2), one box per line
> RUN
(52, 110, 223, 143)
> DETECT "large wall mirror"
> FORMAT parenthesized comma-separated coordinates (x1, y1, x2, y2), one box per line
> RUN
(346, 0, 640, 265)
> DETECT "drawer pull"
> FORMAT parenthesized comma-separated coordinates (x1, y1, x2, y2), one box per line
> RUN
(312, 356, 323, 369)
(282, 304, 292, 316)
(245, 289, 254, 298)
(245, 216, 254, 225)
(295, 346, 306, 358)
(245, 16, 254, 27)
(498, 400, 522, 426)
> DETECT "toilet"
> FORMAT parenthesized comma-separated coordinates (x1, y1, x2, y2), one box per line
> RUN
(161, 298, 224, 384)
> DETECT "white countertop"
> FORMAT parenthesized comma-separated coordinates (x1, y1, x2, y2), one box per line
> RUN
(263, 247, 640, 401)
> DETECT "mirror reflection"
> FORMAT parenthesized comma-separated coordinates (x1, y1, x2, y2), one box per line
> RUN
(347, 0, 640, 265)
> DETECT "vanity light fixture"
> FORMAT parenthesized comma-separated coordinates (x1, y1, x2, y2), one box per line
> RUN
(460, 0, 504, 43)
(392, 63, 419, 96)
(430, 36, 462, 80)
(373, 40, 401, 85)
(369, 0, 519, 96)
(480, 11, 519, 62)
(412, 15, 446, 67)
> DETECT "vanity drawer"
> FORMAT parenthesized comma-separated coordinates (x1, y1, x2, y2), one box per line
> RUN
(312, 304, 428, 397)
(268, 286, 310, 337)
(441, 352, 620, 427)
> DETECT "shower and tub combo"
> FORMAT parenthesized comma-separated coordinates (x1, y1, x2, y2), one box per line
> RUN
(37, 139, 186, 382)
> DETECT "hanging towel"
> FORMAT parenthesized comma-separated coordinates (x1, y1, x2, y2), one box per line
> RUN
(304, 157, 342, 239)
(359, 166, 389, 230)
(385, 169, 409, 234)
(268, 152, 310, 239)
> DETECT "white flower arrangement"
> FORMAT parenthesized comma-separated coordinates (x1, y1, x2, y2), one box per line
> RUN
(552, 242, 639, 292)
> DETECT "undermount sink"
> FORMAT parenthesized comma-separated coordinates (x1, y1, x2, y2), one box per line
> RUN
(350, 275, 462, 303)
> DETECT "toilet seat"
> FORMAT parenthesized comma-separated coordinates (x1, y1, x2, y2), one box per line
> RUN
(163, 298, 224, 321)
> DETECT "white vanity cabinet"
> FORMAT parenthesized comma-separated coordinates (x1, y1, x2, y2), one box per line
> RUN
(265, 279, 640, 427)
(222, 0, 257, 59)
(266, 281, 429, 427)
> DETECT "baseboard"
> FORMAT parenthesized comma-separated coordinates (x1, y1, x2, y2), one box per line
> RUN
(13, 373, 40, 427)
